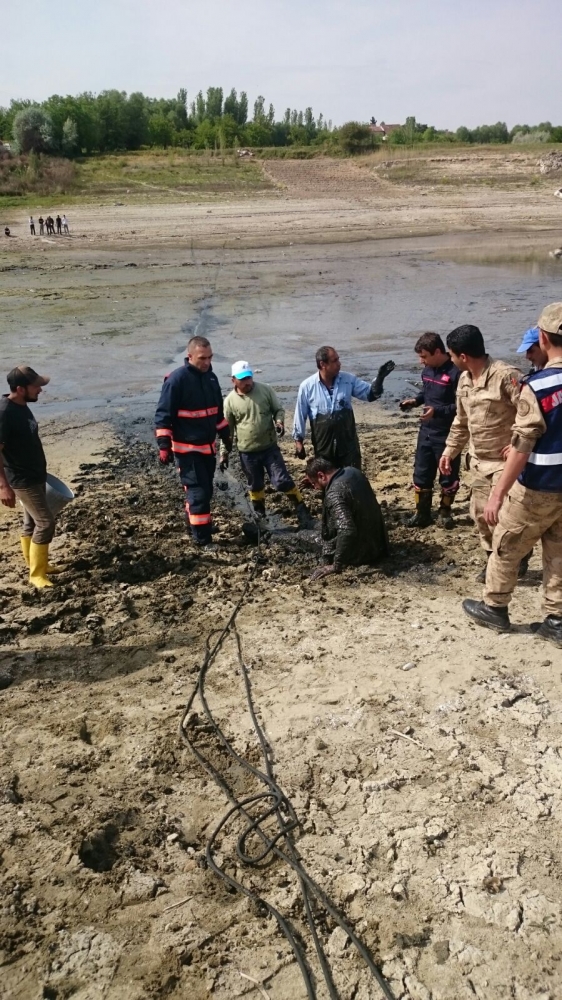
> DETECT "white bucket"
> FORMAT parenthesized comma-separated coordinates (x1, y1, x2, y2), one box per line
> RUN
(45, 473, 75, 515)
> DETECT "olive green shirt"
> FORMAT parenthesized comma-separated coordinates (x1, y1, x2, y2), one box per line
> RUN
(223, 382, 284, 454)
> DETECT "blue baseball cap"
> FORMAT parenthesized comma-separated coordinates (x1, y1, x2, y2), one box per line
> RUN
(516, 326, 540, 353)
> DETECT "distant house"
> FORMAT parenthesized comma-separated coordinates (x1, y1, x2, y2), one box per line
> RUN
(368, 120, 401, 140)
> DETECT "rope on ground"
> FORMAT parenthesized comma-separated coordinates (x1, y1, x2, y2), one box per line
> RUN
(178, 527, 396, 1000)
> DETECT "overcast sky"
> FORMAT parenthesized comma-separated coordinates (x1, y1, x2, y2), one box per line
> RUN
(1, 0, 560, 129)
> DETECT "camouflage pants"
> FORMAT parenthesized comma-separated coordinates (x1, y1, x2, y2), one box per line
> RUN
(470, 469, 504, 552)
(485, 481, 562, 617)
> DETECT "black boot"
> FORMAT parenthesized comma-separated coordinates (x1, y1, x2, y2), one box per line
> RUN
(436, 490, 455, 529)
(252, 499, 266, 519)
(533, 616, 562, 647)
(408, 489, 432, 528)
(462, 599, 511, 632)
(294, 501, 315, 529)
(475, 552, 491, 583)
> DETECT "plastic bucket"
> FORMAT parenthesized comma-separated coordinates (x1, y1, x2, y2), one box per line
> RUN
(45, 473, 75, 516)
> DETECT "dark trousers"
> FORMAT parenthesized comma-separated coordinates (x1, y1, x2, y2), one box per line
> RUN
(14, 482, 56, 544)
(177, 452, 216, 544)
(413, 433, 460, 493)
(239, 445, 295, 498)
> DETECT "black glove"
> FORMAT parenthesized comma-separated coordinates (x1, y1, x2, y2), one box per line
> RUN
(370, 359, 395, 400)
(158, 448, 173, 465)
(219, 454, 229, 473)
(295, 440, 307, 460)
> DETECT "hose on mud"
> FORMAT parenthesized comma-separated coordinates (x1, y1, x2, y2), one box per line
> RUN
(179, 528, 396, 1000)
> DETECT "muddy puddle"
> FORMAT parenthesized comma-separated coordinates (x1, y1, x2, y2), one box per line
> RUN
(2, 236, 561, 428)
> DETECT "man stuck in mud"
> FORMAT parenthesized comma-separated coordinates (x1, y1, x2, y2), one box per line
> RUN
(220, 360, 314, 528)
(305, 456, 389, 581)
(0, 366, 61, 588)
(293, 347, 395, 470)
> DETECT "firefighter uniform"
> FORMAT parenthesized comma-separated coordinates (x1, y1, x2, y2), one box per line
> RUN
(154, 359, 230, 545)
(484, 360, 562, 619)
(442, 357, 521, 552)
(410, 358, 461, 523)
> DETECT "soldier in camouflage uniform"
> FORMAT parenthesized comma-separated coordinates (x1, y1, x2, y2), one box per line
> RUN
(439, 325, 522, 579)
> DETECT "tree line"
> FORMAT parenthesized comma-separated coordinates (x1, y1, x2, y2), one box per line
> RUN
(378, 117, 562, 146)
(1, 89, 561, 158)
(0, 88, 333, 156)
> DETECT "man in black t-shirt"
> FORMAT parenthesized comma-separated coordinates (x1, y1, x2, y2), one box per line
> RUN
(0, 366, 60, 588)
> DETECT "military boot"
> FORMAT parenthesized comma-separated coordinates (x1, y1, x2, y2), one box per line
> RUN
(408, 489, 432, 528)
(436, 490, 455, 529)
(533, 616, 562, 647)
(462, 599, 511, 632)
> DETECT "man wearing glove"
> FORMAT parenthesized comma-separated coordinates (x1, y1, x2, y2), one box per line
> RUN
(400, 332, 461, 528)
(292, 346, 395, 470)
(221, 361, 313, 527)
(154, 336, 231, 546)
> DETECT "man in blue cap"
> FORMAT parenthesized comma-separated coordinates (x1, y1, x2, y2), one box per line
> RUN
(517, 326, 547, 373)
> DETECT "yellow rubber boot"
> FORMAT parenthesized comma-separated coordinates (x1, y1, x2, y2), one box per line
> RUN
(20, 535, 32, 566)
(21, 534, 62, 573)
(29, 542, 54, 589)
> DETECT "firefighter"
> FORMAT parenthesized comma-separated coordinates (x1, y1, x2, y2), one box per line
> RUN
(154, 336, 231, 547)
(400, 332, 461, 528)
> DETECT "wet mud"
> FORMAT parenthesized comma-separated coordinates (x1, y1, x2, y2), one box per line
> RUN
(2, 411, 562, 1000)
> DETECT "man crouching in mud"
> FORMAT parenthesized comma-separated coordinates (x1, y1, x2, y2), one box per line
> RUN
(306, 457, 389, 581)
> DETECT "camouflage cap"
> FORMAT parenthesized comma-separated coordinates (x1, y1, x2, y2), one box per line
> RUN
(538, 303, 562, 336)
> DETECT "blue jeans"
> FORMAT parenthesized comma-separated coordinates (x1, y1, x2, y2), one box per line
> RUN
(239, 445, 295, 497)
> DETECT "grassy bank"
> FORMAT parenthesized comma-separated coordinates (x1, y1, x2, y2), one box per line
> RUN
(0, 149, 274, 208)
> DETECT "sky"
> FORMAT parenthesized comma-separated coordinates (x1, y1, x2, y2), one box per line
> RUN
(1, 0, 560, 129)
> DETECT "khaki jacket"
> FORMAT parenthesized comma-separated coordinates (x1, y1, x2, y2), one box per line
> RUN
(443, 357, 521, 475)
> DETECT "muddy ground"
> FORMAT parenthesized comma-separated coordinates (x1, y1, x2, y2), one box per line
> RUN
(1, 155, 562, 999)
(1, 404, 561, 1000)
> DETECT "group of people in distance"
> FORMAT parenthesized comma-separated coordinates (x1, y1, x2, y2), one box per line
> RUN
(29, 214, 69, 236)
(155, 302, 562, 649)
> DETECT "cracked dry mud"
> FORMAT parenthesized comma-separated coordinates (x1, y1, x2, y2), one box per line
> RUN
(1, 409, 561, 1000)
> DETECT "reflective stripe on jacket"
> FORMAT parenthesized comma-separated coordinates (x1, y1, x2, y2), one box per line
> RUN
(154, 360, 230, 453)
(519, 367, 562, 492)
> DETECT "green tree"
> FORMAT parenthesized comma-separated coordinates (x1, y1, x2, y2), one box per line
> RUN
(206, 87, 223, 120)
(12, 106, 54, 153)
(253, 95, 266, 122)
(193, 119, 217, 149)
(456, 126, 472, 143)
(238, 91, 248, 125)
(61, 117, 79, 156)
(224, 88, 239, 120)
(148, 113, 174, 147)
(338, 121, 378, 155)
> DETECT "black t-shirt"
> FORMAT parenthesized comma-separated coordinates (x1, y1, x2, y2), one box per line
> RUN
(0, 396, 47, 488)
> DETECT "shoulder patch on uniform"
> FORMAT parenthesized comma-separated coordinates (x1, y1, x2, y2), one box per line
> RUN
(518, 398, 531, 417)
